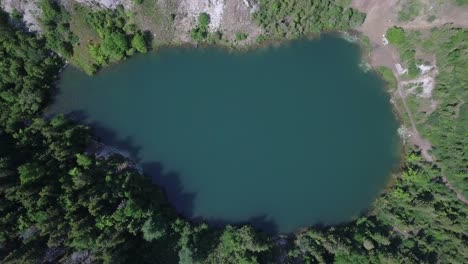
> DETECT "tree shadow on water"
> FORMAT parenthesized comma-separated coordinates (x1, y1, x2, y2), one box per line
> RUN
(59, 110, 280, 234)
(60, 110, 197, 218)
(141, 161, 196, 219)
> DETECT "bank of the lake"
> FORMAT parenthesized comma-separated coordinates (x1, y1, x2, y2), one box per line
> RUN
(48, 35, 401, 234)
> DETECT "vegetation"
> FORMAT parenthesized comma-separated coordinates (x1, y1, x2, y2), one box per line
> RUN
(254, 0, 366, 39)
(0, 10, 273, 263)
(38, 0, 75, 58)
(386, 27, 420, 78)
(86, 6, 148, 67)
(39, 2, 148, 74)
(453, 0, 468, 6)
(289, 149, 467, 263)
(1, 2, 467, 264)
(398, 0, 422, 22)
(235, 32, 249, 41)
(386, 26, 468, 196)
(386, 27, 405, 45)
(191, 13, 211, 42)
(418, 27, 468, 196)
(376, 67, 397, 92)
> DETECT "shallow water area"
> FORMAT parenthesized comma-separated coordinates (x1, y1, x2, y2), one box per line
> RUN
(48, 35, 400, 233)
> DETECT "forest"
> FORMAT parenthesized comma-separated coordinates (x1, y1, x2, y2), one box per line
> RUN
(1, 0, 467, 263)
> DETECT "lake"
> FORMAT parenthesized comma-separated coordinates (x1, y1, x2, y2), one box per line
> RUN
(48, 35, 401, 233)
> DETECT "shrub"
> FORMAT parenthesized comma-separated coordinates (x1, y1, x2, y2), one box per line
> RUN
(191, 13, 211, 42)
(235, 32, 249, 41)
(386, 27, 406, 45)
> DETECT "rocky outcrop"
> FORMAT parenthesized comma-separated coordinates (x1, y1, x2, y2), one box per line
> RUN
(69, 0, 133, 9)
(1, 0, 42, 32)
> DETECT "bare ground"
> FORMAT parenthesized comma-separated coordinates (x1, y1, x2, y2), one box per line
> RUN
(352, 0, 468, 204)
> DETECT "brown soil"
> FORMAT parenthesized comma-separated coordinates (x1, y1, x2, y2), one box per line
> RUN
(352, 0, 468, 204)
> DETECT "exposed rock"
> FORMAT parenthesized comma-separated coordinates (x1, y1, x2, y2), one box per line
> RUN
(1, 0, 42, 32)
(43, 247, 66, 263)
(68, 0, 133, 9)
(65, 250, 95, 264)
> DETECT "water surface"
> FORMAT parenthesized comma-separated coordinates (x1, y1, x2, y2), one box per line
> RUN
(49, 36, 400, 233)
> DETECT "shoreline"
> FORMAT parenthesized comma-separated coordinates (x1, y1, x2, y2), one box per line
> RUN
(53, 30, 407, 237)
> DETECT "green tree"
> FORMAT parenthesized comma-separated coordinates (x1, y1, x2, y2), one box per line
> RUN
(131, 33, 148, 53)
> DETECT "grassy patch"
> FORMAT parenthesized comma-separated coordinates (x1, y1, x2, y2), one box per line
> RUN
(376, 67, 397, 92)
(235, 32, 249, 41)
(398, 0, 422, 22)
(130, 0, 174, 47)
(69, 4, 100, 74)
(358, 34, 372, 54)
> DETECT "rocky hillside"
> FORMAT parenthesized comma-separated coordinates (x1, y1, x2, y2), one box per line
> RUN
(1, 0, 262, 44)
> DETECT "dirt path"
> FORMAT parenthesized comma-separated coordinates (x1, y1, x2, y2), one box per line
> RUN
(352, 0, 467, 203)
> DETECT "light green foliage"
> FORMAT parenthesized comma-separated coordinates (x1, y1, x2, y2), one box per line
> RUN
(141, 217, 166, 241)
(386, 27, 420, 78)
(235, 32, 249, 41)
(1, 3, 468, 264)
(191, 13, 210, 42)
(398, 0, 422, 22)
(131, 33, 148, 53)
(386, 27, 405, 45)
(254, 0, 366, 39)
(453, 0, 468, 6)
(76, 154, 93, 168)
(86, 7, 147, 65)
(376, 67, 397, 92)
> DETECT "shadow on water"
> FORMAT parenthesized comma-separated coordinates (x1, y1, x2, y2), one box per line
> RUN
(59, 110, 279, 234)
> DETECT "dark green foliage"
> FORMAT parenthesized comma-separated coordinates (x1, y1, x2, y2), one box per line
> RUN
(39, 0, 75, 58)
(205, 226, 271, 264)
(0, 11, 271, 264)
(254, 0, 366, 39)
(288, 150, 467, 263)
(418, 27, 468, 196)
(0, 11, 62, 131)
(453, 0, 468, 6)
(191, 13, 210, 42)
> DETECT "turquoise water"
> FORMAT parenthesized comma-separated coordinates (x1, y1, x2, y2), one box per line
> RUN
(49, 36, 400, 233)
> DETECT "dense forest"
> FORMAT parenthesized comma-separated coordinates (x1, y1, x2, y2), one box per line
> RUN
(1, 0, 467, 263)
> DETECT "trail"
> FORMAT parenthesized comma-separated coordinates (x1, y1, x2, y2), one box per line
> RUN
(352, 0, 468, 204)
